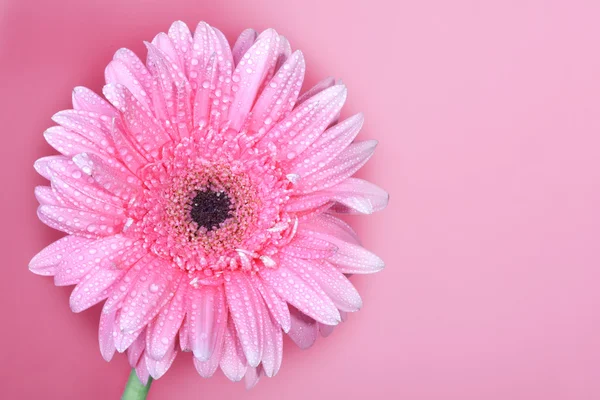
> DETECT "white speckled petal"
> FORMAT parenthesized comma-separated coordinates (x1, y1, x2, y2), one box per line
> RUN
(225, 273, 264, 367)
(287, 307, 318, 349)
(259, 257, 341, 325)
(29, 235, 92, 276)
(188, 285, 228, 362)
(146, 274, 187, 360)
(219, 319, 248, 382)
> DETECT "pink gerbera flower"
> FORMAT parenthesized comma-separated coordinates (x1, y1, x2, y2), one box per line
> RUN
(30, 21, 388, 391)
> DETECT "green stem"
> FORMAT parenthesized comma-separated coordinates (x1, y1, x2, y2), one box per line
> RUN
(121, 369, 153, 400)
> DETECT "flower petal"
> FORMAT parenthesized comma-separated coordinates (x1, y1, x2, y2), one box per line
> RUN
(261, 314, 283, 377)
(69, 262, 126, 312)
(328, 178, 389, 214)
(281, 233, 338, 260)
(232, 28, 258, 66)
(188, 285, 228, 362)
(53, 235, 132, 286)
(252, 275, 291, 333)
(167, 21, 193, 71)
(73, 152, 140, 201)
(145, 343, 177, 380)
(99, 309, 117, 361)
(103, 83, 171, 158)
(249, 50, 305, 135)
(219, 319, 248, 382)
(300, 213, 361, 245)
(296, 140, 378, 194)
(287, 307, 318, 349)
(127, 328, 146, 367)
(259, 257, 341, 325)
(72, 86, 117, 116)
(228, 29, 281, 131)
(50, 173, 124, 216)
(264, 84, 347, 162)
(37, 205, 124, 238)
(34, 185, 61, 206)
(287, 113, 363, 177)
(44, 126, 106, 157)
(117, 259, 182, 333)
(51, 110, 117, 157)
(296, 76, 336, 105)
(193, 332, 224, 378)
(29, 235, 92, 276)
(146, 275, 187, 360)
(225, 273, 264, 367)
(310, 261, 362, 312)
(244, 366, 262, 389)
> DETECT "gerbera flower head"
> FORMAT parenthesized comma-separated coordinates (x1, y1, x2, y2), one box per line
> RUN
(30, 21, 388, 387)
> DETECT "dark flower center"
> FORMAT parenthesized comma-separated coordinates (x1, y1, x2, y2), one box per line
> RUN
(190, 189, 232, 231)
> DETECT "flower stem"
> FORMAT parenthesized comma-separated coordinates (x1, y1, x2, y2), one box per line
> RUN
(121, 369, 153, 400)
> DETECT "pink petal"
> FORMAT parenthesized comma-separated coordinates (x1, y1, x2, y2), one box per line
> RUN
(296, 76, 336, 105)
(287, 307, 318, 349)
(143, 42, 192, 140)
(72, 153, 140, 201)
(310, 261, 362, 312)
(259, 257, 341, 325)
(262, 84, 347, 162)
(244, 366, 262, 389)
(69, 262, 126, 312)
(127, 329, 146, 367)
(50, 174, 124, 216)
(187, 285, 228, 362)
(261, 314, 283, 377)
(51, 110, 116, 155)
(151, 32, 180, 69)
(225, 273, 264, 367)
(103, 83, 171, 157)
(72, 86, 118, 116)
(274, 35, 292, 71)
(117, 259, 182, 333)
(219, 319, 248, 382)
(252, 275, 291, 333)
(249, 50, 305, 135)
(135, 353, 151, 385)
(297, 140, 378, 194)
(300, 214, 361, 245)
(328, 178, 389, 214)
(227, 29, 281, 131)
(44, 126, 105, 157)
(53, 235, 132, 286)
(318, 322, 335, 337)
(98, 309, 117, 361)
(34, 185, 61, 206)
(303, 226, 384, 274)
(113, 314, 144, 353)
(281, 233, 338, 260)
(193, 333, 224, 378)
(285, 191, 332, 213)
(232, 28, 258, 66)
(287, 113, 364, 177)
(29, 235, 92, 276)
(145, 343, 177, 380)
(101, 247, 149, 313)
(167, 21, 193, 72)
(105, 59, 152, 111)
(146, 275, 187, 360)
(37, 205, 125, 238)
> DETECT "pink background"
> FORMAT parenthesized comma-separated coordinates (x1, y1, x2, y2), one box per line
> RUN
(1, 0, 599, 399)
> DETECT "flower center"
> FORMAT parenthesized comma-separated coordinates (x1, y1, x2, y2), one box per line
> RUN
(189, 189, 232, 231)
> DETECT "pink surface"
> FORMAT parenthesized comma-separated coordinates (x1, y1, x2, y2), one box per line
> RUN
(1, 0, 599, 399)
